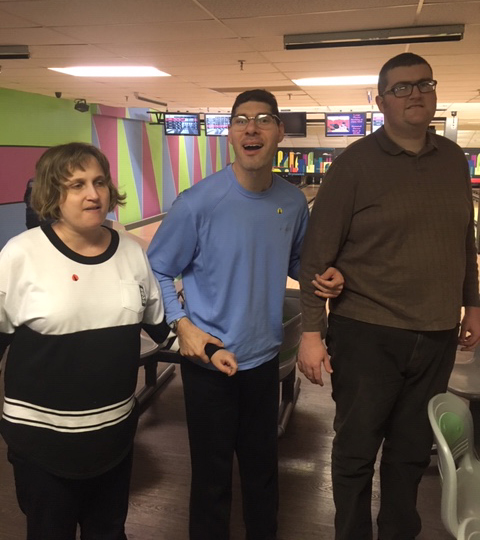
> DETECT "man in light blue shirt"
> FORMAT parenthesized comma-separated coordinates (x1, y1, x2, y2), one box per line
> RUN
(148, 89, 342, 540)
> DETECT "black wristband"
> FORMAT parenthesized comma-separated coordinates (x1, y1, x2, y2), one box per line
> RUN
(204, 343, 225, 360)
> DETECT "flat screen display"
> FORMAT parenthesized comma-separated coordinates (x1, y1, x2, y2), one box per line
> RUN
(205, 114, 230, 136)
(280, 112, 307, 137)
(325, 113, 367, 137)
(371, 112, 384, 132)
(164, 113, 201, 136)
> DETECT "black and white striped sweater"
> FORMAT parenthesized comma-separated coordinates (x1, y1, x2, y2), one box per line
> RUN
(0, 224, 177, 478)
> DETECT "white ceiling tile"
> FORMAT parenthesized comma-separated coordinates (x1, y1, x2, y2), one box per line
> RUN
(124, 52, 267, 67)
(99, 39, 255, 57)
(29, 44, 122, 59)
(0, 0, 479, 123)
(166, 63, 277, 76)
(0, 0, 211, 26)
(199, 0, 415, 18)
(0, 7, 38, 27)
(0, 26, 81, 44)
(417, 2, 480, 25)
(50, 21, 236, 44)
(222, 7, 417, 38)
(262, 44, 407, 64)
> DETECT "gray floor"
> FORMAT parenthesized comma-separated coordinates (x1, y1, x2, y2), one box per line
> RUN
(0, 356, 451, 540)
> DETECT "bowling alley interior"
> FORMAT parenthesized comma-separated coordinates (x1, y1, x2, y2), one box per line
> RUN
(1, 0, 480, 538)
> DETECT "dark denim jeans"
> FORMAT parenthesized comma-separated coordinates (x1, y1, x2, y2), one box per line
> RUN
(181, 356, 280, 540)
(9, 447, 132, 540)
(327, 314, 458, 540)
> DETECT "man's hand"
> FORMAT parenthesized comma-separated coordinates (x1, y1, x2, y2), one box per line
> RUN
(459, 306, 480, 351)
(176, 317, 224, 363)
(211, 349, 238, 376)
(312, 267, 344, 299)
(297, 331, 332, 386)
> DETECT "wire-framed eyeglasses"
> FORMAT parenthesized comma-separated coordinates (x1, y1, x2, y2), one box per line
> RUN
(382, 79, 437, 98)
(230, 113, 281, 131)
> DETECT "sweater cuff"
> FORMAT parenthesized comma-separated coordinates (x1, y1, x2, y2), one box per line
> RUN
(204, 343, 224, 360)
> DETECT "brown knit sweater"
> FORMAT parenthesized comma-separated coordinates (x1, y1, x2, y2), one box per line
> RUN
(300, 127, 480, 333)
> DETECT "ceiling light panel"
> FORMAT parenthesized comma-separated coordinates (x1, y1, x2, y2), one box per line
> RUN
(293, 76, 379, 86)
(48, 66, 170, 77)
(285, 25, 464, 50)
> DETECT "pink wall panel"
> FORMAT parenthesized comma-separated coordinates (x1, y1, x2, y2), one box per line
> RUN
(209, 138, 217, 173)
(166, 136, 180, 195)
(193, 138, 203, 184)
(93, 116, 118, 188)
(0, 146, 49, 204)
(142, 124, 161, 215)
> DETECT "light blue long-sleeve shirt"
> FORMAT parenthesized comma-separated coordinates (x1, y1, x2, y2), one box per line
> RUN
(147, 165, 308, 370)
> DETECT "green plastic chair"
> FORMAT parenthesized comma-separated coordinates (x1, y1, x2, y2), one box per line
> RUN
(458, 518, 480, 540)
(428, 393, 480, 538)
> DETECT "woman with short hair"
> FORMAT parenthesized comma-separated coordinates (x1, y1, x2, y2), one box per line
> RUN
(0, 142, 177, 540)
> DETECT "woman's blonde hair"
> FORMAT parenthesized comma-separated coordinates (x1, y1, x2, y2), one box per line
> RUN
(31, 142, 126, 220)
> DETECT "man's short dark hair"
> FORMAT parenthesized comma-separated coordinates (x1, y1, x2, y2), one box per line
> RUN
(230, 89, 280, 120)
(378, 53, 433, 95)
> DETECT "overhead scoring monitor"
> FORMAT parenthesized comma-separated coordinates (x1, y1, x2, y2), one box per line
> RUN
(371, 112, 384, 133)
(205, 114, 230, 137)
(325, 112, 367, 137)
(164, 113, 201, 136)
(279, 112, 307, 137)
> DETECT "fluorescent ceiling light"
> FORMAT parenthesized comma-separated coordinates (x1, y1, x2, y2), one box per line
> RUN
(293, 76, 378, 86)
(134, 92, 167, 107)
(0, 45, 30, 59)
(284, 25, 464, 50)
(48, 66, 170, 77)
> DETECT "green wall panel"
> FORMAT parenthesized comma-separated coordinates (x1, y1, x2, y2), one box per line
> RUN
(178, 137, 190, 193)
(0, 88, 91, 146)
(197, 132, 207, 179)
(216, 138, 223, 171)
(146, 123, 164, 210)
(117, 119, 141, 223)
(229, 141, 236, 163)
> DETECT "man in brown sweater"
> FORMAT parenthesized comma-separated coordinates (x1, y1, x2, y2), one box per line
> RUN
(298, 53, 480, 540)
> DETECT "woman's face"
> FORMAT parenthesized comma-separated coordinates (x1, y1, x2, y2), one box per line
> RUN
(57, 156, 110, 234)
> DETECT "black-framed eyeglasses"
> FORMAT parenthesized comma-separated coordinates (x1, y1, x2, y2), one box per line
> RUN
(230, 113, 281, 131)
(382, 79, 437, 98)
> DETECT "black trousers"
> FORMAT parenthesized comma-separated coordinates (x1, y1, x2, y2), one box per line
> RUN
(8, 447, 133, 540)
(326, 314, 458, 540)
(181, 356, 279, 540)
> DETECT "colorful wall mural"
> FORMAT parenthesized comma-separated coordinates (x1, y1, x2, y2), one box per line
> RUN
(92, 108, 233, 223)
(4, 87, 478, 247)
(464, 149, 480, 184)
(0, 89, 234, 233)
(274, 148, 334, 177)
(0, 88, 91, 205)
